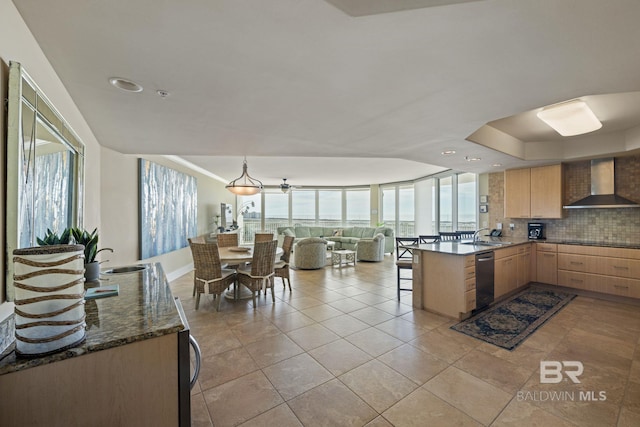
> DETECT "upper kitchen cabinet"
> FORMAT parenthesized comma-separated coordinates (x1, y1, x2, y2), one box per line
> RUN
(504, 164, 564, 219)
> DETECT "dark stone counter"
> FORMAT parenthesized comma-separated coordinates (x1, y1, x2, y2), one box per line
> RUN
(0, 262, 184, 375)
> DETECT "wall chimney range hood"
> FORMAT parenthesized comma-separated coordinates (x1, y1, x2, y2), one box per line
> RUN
(564, 158, 640, 209)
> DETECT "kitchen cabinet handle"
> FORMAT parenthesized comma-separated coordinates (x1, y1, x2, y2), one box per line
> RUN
(570, 261, 583, 265)
(189, 335, 202, 390)
(613, 285, 629, 289)
(543, 254, 555, 257)
(613, 266, 629, 270)
(570, 278, 583, 283)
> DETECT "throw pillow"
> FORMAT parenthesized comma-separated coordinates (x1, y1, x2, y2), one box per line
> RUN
(282, 228, 295, 237)
(333, 229, 343, 237)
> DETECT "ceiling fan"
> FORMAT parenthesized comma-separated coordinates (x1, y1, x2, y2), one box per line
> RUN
(280, 178, 297, 193)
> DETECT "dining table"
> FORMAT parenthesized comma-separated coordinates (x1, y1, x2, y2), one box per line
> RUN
(218, 245, 283, 300)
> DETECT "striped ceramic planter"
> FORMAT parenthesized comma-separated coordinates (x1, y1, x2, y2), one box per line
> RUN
(13, 245, 86, 357)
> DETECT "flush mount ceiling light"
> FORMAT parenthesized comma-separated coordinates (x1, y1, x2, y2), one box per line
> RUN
(465, 156, 481, 162)
(441, 150, 456, 155)
(109, 77, 143, 93)
(536, 100, 602, 136)
(226, 157, 263, 196)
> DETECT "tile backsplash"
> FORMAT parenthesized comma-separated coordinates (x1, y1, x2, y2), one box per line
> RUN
(488, 155, 640, 245)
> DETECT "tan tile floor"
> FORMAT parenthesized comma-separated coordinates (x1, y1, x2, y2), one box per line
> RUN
(171, 256, 640, 427)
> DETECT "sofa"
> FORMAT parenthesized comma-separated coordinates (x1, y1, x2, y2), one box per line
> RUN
(277, 225, 395, 254)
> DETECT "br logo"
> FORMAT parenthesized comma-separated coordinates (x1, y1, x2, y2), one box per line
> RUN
(540, 361, 583, 384)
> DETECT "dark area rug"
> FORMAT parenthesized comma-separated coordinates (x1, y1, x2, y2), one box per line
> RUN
(450, 286, 576, 351)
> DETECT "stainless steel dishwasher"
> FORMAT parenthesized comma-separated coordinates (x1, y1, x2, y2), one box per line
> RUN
(475, 251, 495, 311)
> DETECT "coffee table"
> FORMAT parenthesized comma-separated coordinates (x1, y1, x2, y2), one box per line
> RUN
(331, 249, 356, 268)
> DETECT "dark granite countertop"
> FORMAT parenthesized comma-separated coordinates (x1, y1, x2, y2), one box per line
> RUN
(0, 262, 184, 376)
(412, 238, 640, 255)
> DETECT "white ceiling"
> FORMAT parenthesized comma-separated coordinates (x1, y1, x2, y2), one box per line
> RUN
(11, 0, 640, 186)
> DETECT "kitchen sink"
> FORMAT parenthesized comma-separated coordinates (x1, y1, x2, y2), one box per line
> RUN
(102, 264, 149, 274)
(460, 240, 511, 247)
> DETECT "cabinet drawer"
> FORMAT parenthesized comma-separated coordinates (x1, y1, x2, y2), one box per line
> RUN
(558, 254, 589, 273)
(537, 243, 557, 252)
(601, 258, 640, 279)
(464, 256, 475, 268)
(465, 277, 476, 291)
(464, 266, 476, 280)
(517, 244, 531, 255)
(465, 290, 476, 312)
(558, 270, 640, 298)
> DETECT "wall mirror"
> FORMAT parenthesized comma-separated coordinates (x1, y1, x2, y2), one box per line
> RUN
(5, 61, 85, 300)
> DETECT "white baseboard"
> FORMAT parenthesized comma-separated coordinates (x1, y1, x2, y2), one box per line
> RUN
(166, 263, 194, 282)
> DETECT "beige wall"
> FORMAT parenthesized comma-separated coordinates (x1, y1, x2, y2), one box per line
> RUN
(99, 149, 234, 279)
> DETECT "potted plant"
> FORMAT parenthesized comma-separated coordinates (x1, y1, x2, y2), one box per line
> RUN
(36, 228, 72, 245)
(70, 228, 113, 282)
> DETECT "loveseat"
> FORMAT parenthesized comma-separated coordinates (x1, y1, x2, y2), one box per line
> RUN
(277, 225, 395, 254)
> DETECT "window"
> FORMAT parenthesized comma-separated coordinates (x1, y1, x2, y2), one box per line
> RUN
(457, 173, 477, 231)
(381, 187, 396, 231)
(237, 193, 261, 243)
(439, 176, 453, 232)
(291, 190, 316, 225)
(318, 190, 342, 227)
(398, 185, 414, 237)
(263, 191, 289, 236)
(345, 189, 369, 227)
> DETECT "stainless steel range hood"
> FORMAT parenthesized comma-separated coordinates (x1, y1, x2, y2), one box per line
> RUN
(564, 158, 640, 209)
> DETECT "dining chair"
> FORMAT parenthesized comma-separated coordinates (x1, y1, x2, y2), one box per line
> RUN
(396, 237, 419, 300)
(189, 241, 236, 311)
(237, 240, 278, 308)
(419, 235, 440, 244)
(254, 232, 275, 243)
(188, 236, 207, 296)
(216, 233, 239, 247)
(439, 231, 461, 241)
(274, 235, 295, 292)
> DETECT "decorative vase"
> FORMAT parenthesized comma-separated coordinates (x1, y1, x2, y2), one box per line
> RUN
(13, 244, 86, 357)
(84, 261, 101, 282)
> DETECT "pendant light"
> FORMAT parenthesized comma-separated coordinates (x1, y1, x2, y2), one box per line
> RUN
(226, 157, 263, 195)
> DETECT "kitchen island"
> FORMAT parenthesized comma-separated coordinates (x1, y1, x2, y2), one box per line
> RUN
(413, 237, 640, 320)
(0, 263, 187, 427)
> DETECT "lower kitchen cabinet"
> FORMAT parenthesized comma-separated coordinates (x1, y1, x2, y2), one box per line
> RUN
(536, 243, 558, 285)
(557, 244, 640, 298)
(517, 244, 532, 287)
(495, 246, 518, 298)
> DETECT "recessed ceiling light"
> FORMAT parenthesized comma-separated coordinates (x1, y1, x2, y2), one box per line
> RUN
(465, 156, 481, 162)
(109, 77, 143, 93)
(156, 90, 170, 98)
(536, 99, 602, 136)
(492, 163, 502, 167)
(441, 150, 456, 155)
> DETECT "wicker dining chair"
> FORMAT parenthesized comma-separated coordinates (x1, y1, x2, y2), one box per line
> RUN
(188, 236, 207, 296)
(237, 240, 278, 308)
(274, 235, 295, 292)
(254, 232, 275, 243)
(216, 233, 239, 248)
(189, 241, 236, 311)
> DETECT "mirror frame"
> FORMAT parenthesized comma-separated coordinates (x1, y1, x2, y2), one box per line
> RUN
(5, 61, 85, 301)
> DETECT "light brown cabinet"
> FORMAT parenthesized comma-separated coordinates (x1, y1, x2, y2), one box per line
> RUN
(504, 168, 531, 218)
(420, 252, 476, 319)
(495, 246, 518, 298)
(504, 164, 564, 219)
(536, 243, 558, 285)
(557, 244, 640, 298)
(517, 244, 532, 287)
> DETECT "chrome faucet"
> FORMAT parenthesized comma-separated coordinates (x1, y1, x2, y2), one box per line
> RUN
(473, 228, 491, 242)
